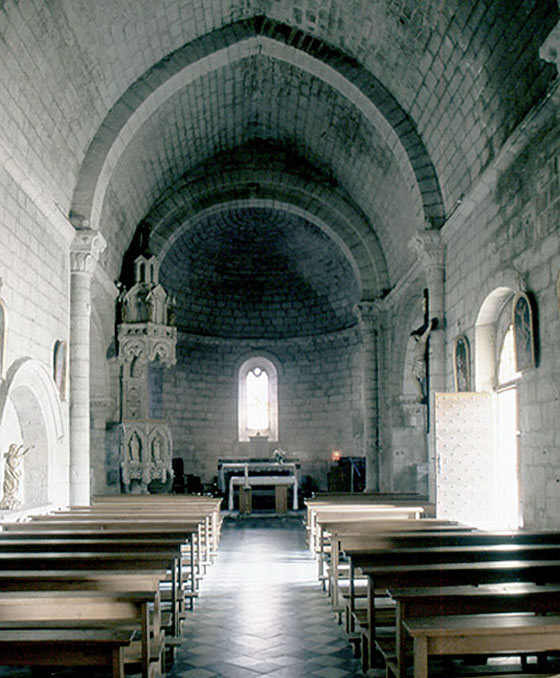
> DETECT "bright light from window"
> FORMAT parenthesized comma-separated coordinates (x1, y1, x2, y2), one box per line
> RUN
(496, 387, 521, 529)
(495, 324, 521, 529)
(246, 367, 269, 430)
(498, 325, 520, 385)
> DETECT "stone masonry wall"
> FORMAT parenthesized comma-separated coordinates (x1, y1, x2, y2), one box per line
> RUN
(444, 108, 560, 529)
(0, 166, 71, 371)
(161, 328, 363, 493)
(0, 164, 72, 506)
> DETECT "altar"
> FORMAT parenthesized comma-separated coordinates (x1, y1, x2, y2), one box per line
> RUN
(218, 457, 301, 511)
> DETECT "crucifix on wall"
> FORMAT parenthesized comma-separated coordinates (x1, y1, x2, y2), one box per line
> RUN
(410, 289, 437, 417)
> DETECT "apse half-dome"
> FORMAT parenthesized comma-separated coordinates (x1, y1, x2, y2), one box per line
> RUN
(159, 207, 360, 339)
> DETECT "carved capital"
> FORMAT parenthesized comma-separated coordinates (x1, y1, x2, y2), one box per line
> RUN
(355, 301, 379, 332)
(408, 230, 445, 271)
(70, 229, 106, 274)
(540, 21, 560, 74)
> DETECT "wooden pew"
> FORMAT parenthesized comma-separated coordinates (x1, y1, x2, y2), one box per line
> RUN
(320, 520, 471, 603)
(404, 613, 560, 678)
(353, 557, 560, 671)
(333, 528, 560, 670)
(89, 495, 223, 559)
(306, 503, 426, 554)
(336, 529, 560, 616)
(0, 589, 162, 678)
(3, 513, 211, 612)
(0, 526, 202, 611)
(0, 526, 200, 631)
(25, 512, 215, 572)
(305, 493, 434, 531)
(0, 496, 221, 672)
(389, 582, 560, 678)
(0, 628, 135, 678)
(0, 546, 184, 640)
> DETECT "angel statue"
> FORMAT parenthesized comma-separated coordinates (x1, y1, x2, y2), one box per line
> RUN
(0, 443, 31, 510)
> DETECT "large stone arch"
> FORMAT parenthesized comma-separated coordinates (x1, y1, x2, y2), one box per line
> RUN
(69, 18, 444, 236)
(0, 358, 67, 510)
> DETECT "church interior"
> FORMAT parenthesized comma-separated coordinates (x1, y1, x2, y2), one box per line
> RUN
(1, 2, 560, 676)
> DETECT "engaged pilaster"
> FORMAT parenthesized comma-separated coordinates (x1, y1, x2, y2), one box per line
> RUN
(69, 229, 106, 505)
(356, 301, 380, 492)
(408, 230, 446, 395)
(408, 230, 445, 501)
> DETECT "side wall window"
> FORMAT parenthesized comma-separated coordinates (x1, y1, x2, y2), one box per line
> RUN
(238, 356, 278, 442)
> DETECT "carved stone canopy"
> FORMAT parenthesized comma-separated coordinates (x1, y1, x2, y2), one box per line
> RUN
(118, 323, 177, 368)
(117, 252, 177, 367)
(119, 254, 175, 327)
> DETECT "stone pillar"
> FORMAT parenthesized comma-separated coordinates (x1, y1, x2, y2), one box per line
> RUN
(408, 230, 445, 500)
(69, 229, 106, 505)
(357, 302, 380, 492)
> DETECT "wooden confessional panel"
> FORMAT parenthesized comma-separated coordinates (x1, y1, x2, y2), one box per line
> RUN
(435, 392, 494, 528)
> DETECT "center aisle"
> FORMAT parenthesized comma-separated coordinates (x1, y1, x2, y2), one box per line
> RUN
(170, 516, 369, 678)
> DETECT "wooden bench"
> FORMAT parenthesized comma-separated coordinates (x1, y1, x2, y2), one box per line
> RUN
(404, 613, 560, 678)
(350, 554, 560, 671)
(20, 514, 213, 574)
(0, 590, 162, 678)
(304, 493, 434, 535)
(307, 504, 426, 554)
(0, 628, 135, 678)
(0, 496, 221, 673)
(322, 520, 469, 603)
(389, 582, 560, 678)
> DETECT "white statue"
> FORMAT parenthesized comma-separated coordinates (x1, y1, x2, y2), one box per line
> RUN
(0, 443, 31, 510)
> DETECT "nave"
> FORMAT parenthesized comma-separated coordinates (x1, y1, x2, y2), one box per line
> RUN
(171, 516, 365, 678)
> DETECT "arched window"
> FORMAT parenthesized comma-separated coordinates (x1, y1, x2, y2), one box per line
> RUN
(238, 356, 278, 442)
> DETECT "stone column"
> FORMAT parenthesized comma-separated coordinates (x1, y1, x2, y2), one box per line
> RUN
(69, 229, 106, 505)
(357, 301, 380, 492)
(408, 230, 445, 500)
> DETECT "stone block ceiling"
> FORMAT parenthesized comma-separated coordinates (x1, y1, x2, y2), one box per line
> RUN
(1, 0, 557, 338)
(160, 207, 360, 338)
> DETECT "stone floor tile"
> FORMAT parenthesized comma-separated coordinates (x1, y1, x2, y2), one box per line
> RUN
(169, 515, 364, 678)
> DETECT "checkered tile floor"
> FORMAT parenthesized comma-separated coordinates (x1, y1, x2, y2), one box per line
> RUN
(169, 515, 370, 678)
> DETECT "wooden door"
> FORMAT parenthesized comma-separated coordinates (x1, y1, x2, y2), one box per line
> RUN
(435, 392, 494, 528)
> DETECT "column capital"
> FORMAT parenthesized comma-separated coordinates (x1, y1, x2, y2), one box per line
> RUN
(408, 230, 445, 271)
(540, 20, 560, 74)
(355, 301, 380, 331)
(70, 229, 106, 274)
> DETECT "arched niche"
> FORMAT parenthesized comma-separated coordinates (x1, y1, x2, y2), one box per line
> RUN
(0, 359, 67, 509)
